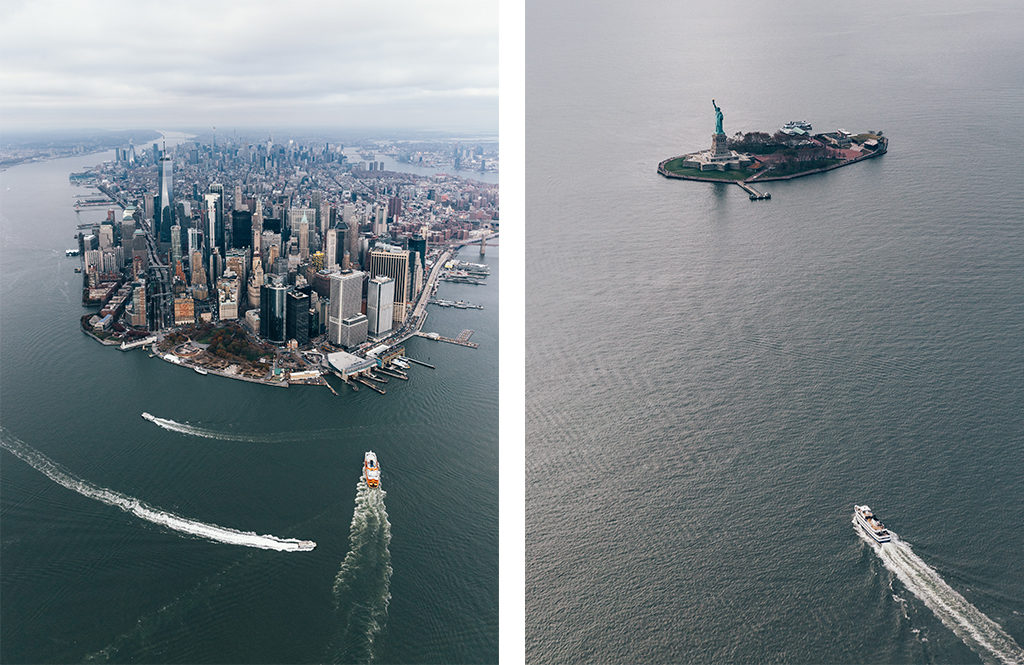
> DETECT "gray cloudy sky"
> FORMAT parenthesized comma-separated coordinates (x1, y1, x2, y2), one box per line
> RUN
(0, 0, 497, 133)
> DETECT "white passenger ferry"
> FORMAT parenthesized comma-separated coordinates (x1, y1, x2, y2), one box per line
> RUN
(854, 505, 891, 543)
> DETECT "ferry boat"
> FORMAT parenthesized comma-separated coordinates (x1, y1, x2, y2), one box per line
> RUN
(363, 451, 381, 488)
(854, 505, 891, 543)
(194, 366, 208, 375)
(391, 358, 410, 370)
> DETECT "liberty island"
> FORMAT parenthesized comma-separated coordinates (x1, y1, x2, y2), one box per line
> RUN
(658, 99, 887, 199)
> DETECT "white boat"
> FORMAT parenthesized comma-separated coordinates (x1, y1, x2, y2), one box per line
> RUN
(391, 358, 410, 370)
(854, 505, 891, 543)
(194, 367, 208, 375)
(363, 451, 381, 488)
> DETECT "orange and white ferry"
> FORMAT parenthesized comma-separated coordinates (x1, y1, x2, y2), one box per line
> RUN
(364, 451, 381, 488)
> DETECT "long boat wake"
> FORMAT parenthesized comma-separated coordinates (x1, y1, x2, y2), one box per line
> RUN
(328, 479, 393, 664)
(141, 412, 387, 444)
(857, 521, 1023, 665)
(1, 428, 315, 552)
(141, 412, 300, 442)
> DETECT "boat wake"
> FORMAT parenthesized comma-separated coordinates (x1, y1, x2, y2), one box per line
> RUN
(328, 479, 393, 664)
(141, 412, 382, 444)
(0, 428, 315, 552)
(856, 521, 1023, 665)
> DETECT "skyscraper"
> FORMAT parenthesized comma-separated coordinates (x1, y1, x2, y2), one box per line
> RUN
(157, 150, 174, 243)
(259, 277, 288, 343)
(209, 183, 225, 255)
(325, 229, 338, 271)
(368, 246, 409, 324)
(367, 276, 395, 337)
(170, 224, 182, 268)
(286, 290, 310, 346)
(231, 210, 252, 250)
(328, 270, 364, 345)
(298, 215, 309, 260)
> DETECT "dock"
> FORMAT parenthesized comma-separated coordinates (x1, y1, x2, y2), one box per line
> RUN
(403, 356, 435, 369)
(377, 368, 409, 380)
(415, 329, 479, 348)
(354, 377, 386, 394)
(737, 181, 771, 200)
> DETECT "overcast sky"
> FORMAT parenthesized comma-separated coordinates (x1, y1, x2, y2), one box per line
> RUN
(0, 0, 497, 134)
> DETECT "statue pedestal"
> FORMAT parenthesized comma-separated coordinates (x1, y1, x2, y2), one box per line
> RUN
(711, 133, 730, 158)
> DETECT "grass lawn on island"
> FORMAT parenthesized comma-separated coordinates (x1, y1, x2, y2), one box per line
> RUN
(661, 158, 756, 181)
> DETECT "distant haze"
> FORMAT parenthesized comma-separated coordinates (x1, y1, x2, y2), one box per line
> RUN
(0, 0, 497, 133)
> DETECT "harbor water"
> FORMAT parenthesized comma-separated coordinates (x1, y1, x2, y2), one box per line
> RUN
(526, 1, 1024, 663)
(0, 149, 498, 663)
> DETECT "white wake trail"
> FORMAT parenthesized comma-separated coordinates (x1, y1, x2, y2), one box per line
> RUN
(857, 521, 1023, 665)
(141, 412, 283, 442)
(330, 479, 393, 664)
(1, 429, 315, 552)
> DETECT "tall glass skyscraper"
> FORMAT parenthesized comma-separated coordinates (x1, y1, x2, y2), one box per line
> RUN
(157, 151, 174, 243)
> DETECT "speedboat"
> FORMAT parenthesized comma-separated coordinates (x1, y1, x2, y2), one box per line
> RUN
(363, 451, 381, 488)
(854, 505, 891, 543)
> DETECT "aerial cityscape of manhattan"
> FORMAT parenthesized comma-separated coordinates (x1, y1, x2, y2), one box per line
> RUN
(1, 2, 498, 663)
(526, 1, 1023, 664)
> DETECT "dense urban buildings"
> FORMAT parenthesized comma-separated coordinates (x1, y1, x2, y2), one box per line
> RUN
(72, 134, 497, 380)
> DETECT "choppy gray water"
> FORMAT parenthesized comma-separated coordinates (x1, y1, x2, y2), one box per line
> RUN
(526, 1, 1024, 662)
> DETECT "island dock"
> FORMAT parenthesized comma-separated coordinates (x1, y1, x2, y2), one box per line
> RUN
(737, 181, 771, 200)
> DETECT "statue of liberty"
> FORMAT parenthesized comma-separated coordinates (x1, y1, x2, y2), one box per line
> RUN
(712, 99, 724, 135)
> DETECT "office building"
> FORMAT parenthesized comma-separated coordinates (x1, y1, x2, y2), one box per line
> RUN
(325, 229, 338, 271)
(231, 210, 252, 249)
(328, 270, 364, 345)
(216, 272, 239, 320)
(368, 246, 409, 324)
(170, 224, 182, 268)
(367, 276, 394, 337)
(340, 314, 368, 349)
(286, 290, 310, 346)
(259, 276, 288, 343)
(157, 150, 174, 243)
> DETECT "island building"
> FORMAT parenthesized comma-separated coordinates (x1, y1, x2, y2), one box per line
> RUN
(367, 276, 395, 338)
(676, 99, 754, 172)
(368, 245, 410, 324)
(328, 270, 365, 346)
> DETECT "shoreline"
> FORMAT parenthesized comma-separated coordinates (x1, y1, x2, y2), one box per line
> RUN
(86, 236, 495, 393)
(657, 136, 888, 185)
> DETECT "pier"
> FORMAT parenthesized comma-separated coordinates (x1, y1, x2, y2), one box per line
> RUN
(377, 368, 410, 380)
(354, 377, 386, 394)
(737, 181, 771, 200)
(415, 329, 479, 348)
(403, 356, 435, 369)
